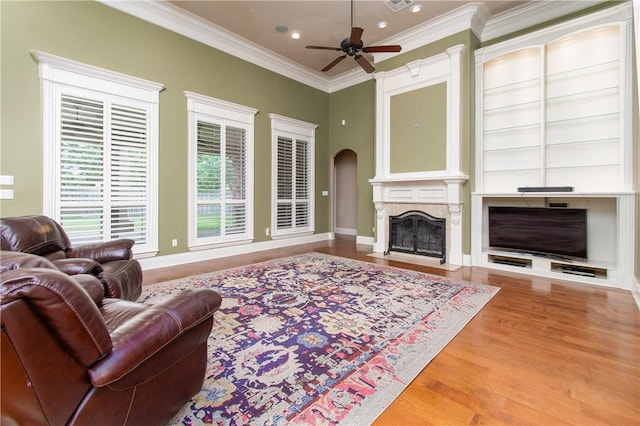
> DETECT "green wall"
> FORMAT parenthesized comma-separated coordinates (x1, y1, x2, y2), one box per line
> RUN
(328, 81, 376, 237)
(0, 0, 330, 255)
(390, 83, 447, 173)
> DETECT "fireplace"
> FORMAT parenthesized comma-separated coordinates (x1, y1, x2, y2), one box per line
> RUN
(386, 210, 446, 264)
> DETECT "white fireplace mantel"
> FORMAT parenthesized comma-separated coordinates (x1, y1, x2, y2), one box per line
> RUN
(370, 45, 469, 265)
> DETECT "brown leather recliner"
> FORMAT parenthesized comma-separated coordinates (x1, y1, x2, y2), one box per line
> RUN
(1, 252, 222, 425)
(0, 215, 142, 300)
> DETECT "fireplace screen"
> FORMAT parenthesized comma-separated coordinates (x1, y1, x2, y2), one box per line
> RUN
(386, 210, 446, 264)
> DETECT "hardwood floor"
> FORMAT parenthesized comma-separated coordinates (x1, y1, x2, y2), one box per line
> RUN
(143, 236, 640, 425)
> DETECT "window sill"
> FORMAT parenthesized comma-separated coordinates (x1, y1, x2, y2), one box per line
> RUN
(188, 237, 254, 252)
(271, 231, 314, 240)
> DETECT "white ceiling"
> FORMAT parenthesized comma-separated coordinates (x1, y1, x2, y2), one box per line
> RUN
(169, 1, 528, 76)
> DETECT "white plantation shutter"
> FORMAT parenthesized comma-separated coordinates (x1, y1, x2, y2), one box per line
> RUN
(186, 92, 257, 249)
(35, 51, 162, 257)
(270, 114, 316, 237)
(295, 139, 310, 228)
(57, 92, 152, 247)
(197, 121, 222, 238)
(195, 120, 247, 239)
(275, 136, 311, 231)
(225, 126, 247, 235)
(59, 95, 105, 245)
(277, 136, 293, 230)
(110, 103, 149, 243)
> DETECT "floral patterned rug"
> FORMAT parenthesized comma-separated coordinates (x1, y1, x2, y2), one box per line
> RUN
(140, 253, 498, 425)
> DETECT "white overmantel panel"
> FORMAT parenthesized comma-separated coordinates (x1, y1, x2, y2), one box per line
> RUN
(369, 45, 469, 265)
(371, 44, 466, 180)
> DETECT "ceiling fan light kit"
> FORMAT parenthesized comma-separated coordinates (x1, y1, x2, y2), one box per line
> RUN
(305, 0, 402, 73)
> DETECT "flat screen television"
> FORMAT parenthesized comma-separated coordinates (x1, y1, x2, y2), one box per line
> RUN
(488, 206, 588, 260)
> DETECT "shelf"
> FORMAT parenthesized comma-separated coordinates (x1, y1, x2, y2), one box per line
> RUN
(483, 76, 540, 94)
(545, 137, 618, 147)
(546, 112, 618, 126)
(546, 86, 618, 104)
(549, 262, 608, 279)
(473, 192, 635, 198)
(546, 60, 619, 82)
(484, 100, 540, 115)
(488, 254, 532, 269)
(483, 122, 540, 135)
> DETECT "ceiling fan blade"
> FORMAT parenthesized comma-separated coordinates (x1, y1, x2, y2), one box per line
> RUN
(322, 55, 347, 72)
(350, 27, 364, 45)
(354, 54, 375, 73)
(362, 45, 402, 53)
(306, 46, 342, 51)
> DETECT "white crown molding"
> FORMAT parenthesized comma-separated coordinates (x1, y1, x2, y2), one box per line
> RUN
(368, 2, 489, 65)
(327, 67, 373, 93)
(98, 0, 331, 92)
(99, 0, 490, 93)
(100, 0, 617, 93)
(481, 0, 605, 42)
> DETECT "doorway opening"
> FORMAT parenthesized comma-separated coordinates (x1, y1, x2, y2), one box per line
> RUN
(333, 149, 357, 236)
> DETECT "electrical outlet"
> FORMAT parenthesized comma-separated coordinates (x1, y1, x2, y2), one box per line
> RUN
(171, 239, 178, 247)
(265, 228, 270, 236)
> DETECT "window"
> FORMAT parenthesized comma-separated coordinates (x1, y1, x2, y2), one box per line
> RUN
(269, 114, 317, 237)
(32, 51, 162, 257)
(186, 92, 257, 249)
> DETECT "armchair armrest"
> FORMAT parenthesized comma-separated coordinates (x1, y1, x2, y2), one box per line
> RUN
(69, 239, 135, 263)
(0, 251, 57, 273)
(52, 258, 103, 276)
(88, 288, 222, 387)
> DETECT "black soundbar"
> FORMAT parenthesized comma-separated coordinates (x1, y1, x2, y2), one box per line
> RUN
(517, 186, 574, 192)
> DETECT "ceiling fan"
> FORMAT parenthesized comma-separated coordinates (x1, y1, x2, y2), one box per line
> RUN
(305, 0, 402, 73)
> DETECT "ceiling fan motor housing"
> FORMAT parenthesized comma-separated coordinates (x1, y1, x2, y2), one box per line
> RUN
(341, 38, 363, 56)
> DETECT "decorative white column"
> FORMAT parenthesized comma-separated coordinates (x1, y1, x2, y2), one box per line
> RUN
(372, 186, 387, 253)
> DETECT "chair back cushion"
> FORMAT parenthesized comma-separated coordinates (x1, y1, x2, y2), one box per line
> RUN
(1, 268, 112, 366)
(0, 215, 72, 260)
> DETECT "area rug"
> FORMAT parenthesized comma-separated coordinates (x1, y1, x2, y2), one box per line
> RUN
(140, 253, 498, 425)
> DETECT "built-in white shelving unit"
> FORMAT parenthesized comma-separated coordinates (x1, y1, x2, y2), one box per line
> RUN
(473, 3, 636, 289)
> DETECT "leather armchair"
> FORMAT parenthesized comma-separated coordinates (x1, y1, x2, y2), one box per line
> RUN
(0, 258, 222, 425)
(0, 215, 142, 300)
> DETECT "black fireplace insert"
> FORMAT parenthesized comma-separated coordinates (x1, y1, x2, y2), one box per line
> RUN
(385, 210, 446, 264)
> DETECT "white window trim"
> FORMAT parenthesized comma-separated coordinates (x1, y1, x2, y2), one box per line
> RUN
(185, 91, 258, 251)
(31, 50, 163, 258)
(269, 113, 317, 239)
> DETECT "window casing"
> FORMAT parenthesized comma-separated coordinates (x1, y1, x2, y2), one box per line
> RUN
(269, 114, 317, 237)
(33, 51, 162, 257)
(186, 92, 257, 250)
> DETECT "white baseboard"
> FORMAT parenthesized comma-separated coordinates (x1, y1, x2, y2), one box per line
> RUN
(356, 235, 374, 246)
(139, 232, 334, 271)
(632, 274, 640, 311)
(335, 227, 357, 236)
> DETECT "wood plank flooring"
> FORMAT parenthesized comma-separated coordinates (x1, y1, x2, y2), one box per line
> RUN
(143, 236, 640, 425)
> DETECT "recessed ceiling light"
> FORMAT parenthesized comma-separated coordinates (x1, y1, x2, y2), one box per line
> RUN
(377, 21, 388, 29)
(291, 32, 301, 39)
(410, 4, 422, 13)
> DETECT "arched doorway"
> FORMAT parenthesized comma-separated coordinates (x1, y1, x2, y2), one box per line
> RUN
(333, 149, 357, 236)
